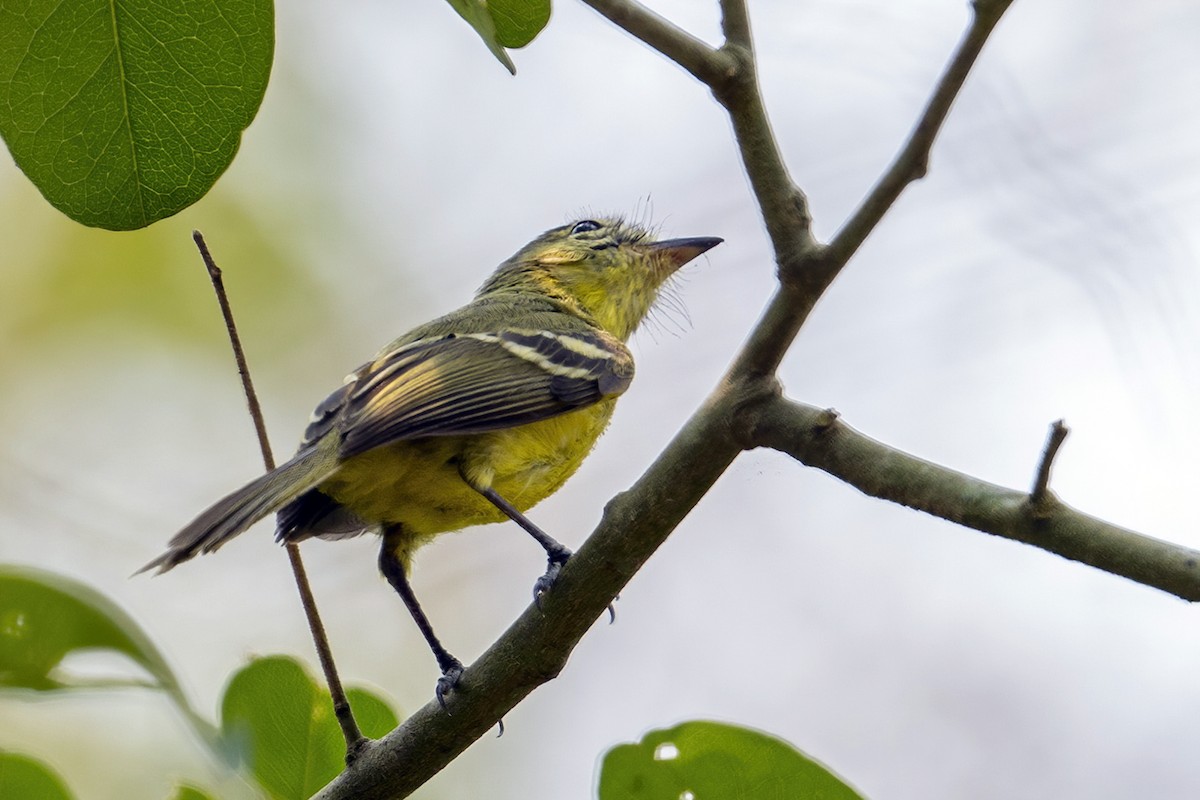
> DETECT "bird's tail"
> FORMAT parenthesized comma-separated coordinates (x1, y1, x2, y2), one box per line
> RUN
(139, 447, 338, 574)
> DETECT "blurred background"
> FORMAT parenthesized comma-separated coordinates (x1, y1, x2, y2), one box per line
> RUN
(3, 0, 1200, 797)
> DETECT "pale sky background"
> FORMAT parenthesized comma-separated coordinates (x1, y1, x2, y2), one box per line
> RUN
(3, 0, 1200, 798)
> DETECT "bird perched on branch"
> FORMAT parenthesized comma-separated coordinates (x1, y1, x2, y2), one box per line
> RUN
(143, 217, 721, 704)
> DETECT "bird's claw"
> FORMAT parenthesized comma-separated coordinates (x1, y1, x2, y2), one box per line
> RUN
(532, 565, 560, 608)
(435, 660, 464, 711)
(533, 548, 572, 608)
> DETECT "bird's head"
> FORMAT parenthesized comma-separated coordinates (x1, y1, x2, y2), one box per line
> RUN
(479, 217, 722, 339)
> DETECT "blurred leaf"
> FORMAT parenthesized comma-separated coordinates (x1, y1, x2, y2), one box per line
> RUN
(598, 720, 865, 800)
(0, 191, 329, 376)
(489, 0, 552, 49)
(0, 0, 274, 230)
(343, 686, 401, 741)
(0, 566, 217, 746)
(220, 655, 399, 800)
(0, 751, 74, 800)
(443, 0, 517, 74)
(170, 785, 216, 800)
(0, 565, 176, 692)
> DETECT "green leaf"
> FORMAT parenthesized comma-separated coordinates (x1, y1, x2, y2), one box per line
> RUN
(598, 720, 865, 800)
(343, 686, 402, 741)
(443, 0, 517, 73)
(0, 751, 74, 800)
(0, 566, 176, 693)
(489, 0, 551, 49)
(220, 655, 399, 800)
(0, 0, 274, 230)
(0, 566, 217, 748)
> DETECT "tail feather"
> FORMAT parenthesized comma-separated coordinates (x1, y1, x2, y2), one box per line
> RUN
(140, 448, 338, 574)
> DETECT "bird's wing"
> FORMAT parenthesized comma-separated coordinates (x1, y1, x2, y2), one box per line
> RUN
(299, 328, 634, 461)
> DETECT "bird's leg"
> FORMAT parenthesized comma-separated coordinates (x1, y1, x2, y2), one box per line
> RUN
(378, 537, 463, 709)
(473, 485, 571, 607)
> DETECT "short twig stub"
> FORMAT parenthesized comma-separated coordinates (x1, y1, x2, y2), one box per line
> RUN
(1030, 419, 1070, 506)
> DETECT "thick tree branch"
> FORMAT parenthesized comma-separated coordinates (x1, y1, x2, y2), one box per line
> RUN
(745, 397, 1200, 601)
(718, 0, 752, 48)
(577, 0, 732, 84)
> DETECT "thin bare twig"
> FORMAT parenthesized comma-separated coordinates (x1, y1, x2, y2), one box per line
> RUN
(1030, 419, 1070, 505)
(727, 0, 1014, 381)
(747, 397, 1200, 601)
(826, 0, 1015, 267)
(191, 231, 366, 756)
(192, 232, 276, 472)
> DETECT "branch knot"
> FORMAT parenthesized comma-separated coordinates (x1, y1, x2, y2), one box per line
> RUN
(710, 43, 753, 105)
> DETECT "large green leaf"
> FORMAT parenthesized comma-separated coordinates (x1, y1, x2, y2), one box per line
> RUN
(598, 720, 865, 800)
(0, 752, 74, 800)
(0, 0, 274, 230)
(220, 655, 399, 800)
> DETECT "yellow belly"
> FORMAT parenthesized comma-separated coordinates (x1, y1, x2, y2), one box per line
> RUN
(318, 399, 617, 544)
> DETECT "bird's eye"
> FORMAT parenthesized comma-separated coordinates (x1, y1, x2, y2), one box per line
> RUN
(571, 220, 602, 235)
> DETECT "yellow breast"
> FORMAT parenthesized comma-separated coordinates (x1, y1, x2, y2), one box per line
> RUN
(318, 398, 618, 541)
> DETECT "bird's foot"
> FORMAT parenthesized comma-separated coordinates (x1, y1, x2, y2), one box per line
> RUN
(435, 658, 465, 711)
(533, 545, 573, 608)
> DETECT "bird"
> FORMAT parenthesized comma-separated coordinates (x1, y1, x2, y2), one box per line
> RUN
(142, 216, 721, 704)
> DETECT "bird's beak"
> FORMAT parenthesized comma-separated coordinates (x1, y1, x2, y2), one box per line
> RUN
(648, 236, 723, 273)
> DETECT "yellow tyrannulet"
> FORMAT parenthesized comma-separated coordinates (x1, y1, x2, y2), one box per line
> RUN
(144, 217, 721, 702)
